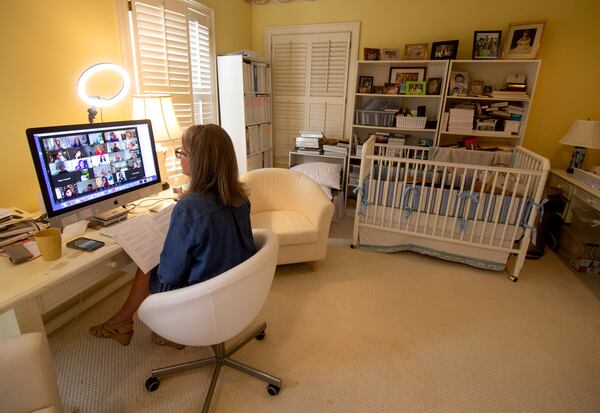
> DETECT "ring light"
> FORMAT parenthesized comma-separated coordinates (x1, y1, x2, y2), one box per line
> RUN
(77, 63, 131, 108)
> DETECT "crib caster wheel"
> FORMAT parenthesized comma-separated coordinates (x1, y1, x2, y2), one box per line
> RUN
(145, 376, 160, 392)
(350, 244, 356, 249)
(256, 331, 266, 340)
(267, 384, 280, 396)
(508, 275, 518, 282)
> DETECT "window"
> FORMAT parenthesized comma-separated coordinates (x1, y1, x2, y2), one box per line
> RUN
(116, 0, 218, 176)
(266, 23, 359, 164)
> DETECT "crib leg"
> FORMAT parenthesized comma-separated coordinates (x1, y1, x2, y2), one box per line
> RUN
(509, 250, 527, 282)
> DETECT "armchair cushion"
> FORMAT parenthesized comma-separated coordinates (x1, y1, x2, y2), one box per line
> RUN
(251, 211, 318, 246)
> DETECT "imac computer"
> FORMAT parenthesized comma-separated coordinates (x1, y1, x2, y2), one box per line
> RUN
(26, 119, 163, 228)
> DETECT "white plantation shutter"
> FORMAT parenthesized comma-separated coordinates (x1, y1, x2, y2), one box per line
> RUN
(271, 32, 350, 164)
(127, 0, 217, 176)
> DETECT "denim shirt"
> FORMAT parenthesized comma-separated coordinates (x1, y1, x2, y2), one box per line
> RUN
(149, 191, 256, 293)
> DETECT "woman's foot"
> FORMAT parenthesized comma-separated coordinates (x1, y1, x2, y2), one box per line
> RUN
(90, 319, 134, 346)
(151, 332, 185, 350)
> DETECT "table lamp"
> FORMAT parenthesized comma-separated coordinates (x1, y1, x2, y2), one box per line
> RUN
(77, 63, 131, 123)
(559, 119, 600, 173)
(132, 94, 182, 189)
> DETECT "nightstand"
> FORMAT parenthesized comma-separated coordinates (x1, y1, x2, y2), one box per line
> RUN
(549, 168, 600, 223)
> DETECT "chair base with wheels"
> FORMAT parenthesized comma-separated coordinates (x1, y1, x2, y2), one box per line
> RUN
(145, 322, 281, 412)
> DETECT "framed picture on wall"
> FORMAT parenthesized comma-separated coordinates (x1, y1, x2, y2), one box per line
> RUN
(358, 76, 374, 93)
(502, 21, 545, 59)
(472, 31, 502, 59)
(389, 67, 427, 94)
(426, 77, 442, 95)
(404, 44, 428, 60)
(381, 48, 400, 60)
(406, 81, 426, 95)
(364, 48, 381, 60)
(430, 40, 459, 60)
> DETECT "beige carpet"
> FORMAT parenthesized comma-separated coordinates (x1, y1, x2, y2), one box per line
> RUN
(49, 239, 600, 412)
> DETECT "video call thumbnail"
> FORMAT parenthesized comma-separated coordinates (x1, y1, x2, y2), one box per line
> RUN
(43, 128, 146, 203)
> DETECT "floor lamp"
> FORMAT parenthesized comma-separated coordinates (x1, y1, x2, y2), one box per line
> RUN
(132, 95, 182, 190)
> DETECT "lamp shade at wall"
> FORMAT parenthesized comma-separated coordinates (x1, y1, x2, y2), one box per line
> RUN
(132, 95, 182, 142)
(559, 120, 600, 149)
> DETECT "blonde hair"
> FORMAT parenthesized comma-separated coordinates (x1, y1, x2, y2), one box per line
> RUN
(182, 124, 247, 207)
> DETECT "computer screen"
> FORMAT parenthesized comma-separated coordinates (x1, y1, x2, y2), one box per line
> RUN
(26, 120, 162, 227)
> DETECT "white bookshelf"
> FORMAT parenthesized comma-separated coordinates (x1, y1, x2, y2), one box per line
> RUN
(346, 59, 449, 203)
(439, 59, 541, 147)
(217, 54, 272, 174)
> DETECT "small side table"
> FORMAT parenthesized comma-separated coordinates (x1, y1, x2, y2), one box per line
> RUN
(548, 168, 600, 223)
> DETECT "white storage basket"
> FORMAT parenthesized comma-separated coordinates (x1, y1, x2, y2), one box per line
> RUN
(396, 116, 427, 129)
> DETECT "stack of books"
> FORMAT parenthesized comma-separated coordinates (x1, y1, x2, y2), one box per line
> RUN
(295, 130, 325, 154)
(492, 82, 529, 100)
(322, 142, 348, 157)
(0, 209, 38, 248)
(448, 107, 475, 133)
(477, 101, 523, 134)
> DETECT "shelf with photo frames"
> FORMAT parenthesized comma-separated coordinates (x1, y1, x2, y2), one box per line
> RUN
(346, 59, 449, 204)
(439, 59, 541, 148)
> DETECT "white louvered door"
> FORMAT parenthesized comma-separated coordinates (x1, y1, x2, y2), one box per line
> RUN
(271, 32, 350, 164)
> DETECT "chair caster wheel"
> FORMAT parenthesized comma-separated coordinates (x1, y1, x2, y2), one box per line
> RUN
(145, 376, 160, 392)
(256, 331, 266, 340)
(267, 384, 280, 396)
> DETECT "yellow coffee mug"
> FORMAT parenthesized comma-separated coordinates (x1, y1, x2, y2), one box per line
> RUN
(34, 228, 62, 261)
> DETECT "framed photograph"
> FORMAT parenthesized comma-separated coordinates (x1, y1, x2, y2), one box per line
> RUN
(384, 83, 399, 95)
(364, 47, 381, 61)
(483, 84, 494, 97)
(426, 77, 442, 95)
(406, 81, 426, 95)
(389, 66, 427, 94)
(450, 71, 469, 96)
(430, 40, 459, 60)
(502, 21, 545, 59)
(404, 43, 428, 60)
(468, 80, 484, 96)
(381, 48, 399, 60)
(372, 85, 384, 94)
(472, 31, 502, 59)
(358, 76, 374, 93)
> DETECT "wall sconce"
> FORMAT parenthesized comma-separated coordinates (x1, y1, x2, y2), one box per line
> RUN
(77, 63, 131, 123)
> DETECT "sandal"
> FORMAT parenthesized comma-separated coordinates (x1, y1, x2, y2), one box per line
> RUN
(90, 320, 134, 346)
(151, 332, 185, 350)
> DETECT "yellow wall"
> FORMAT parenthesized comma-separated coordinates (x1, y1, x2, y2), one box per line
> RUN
(0, 0, 251, 212)
(251, 0, 600, 168)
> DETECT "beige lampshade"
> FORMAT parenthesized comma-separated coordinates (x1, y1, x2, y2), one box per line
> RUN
(559, 120, 600, 149)
(132, 94, 181, 142)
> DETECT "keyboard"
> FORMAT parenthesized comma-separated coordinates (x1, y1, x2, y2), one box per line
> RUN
(98, 216, 139, 238)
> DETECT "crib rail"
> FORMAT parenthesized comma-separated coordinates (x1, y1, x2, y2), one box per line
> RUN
(353, 136, 550, 280)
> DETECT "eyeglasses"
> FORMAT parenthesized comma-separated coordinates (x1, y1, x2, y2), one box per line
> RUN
(174, 147, 189, 159)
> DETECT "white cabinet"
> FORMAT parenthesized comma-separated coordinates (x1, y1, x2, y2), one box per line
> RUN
(439, 59, 541, 148)
(346, 59, 449, 202)
(217, 54, 272, 174)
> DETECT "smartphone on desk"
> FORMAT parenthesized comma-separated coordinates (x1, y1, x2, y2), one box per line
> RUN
(66, 237, 105, 252)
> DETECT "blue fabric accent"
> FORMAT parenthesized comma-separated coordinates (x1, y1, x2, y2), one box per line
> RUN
(520, 198, 548, 246)
(354, 174, 370, 216)
(402, 185, 415, 218)
(149, 192, 256, 294)
(456, 191, 480, 232)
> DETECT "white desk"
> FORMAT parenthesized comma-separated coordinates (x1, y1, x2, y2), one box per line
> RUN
(0, 196, 175, 336)
(549, 168, 600, 223)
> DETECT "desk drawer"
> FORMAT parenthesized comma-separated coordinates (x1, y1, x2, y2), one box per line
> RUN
(573, 188, 600, 212)
(41, 251, 132, 313)
(549, 174, 574, 199)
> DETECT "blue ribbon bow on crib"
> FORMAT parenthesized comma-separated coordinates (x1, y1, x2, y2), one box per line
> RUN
(521, 198, 548, 246)
(353, 174, 370, 217)
(457, 191, 480, 233)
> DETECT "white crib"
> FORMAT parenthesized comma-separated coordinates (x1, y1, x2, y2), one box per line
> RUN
(352, 136, 550, 281)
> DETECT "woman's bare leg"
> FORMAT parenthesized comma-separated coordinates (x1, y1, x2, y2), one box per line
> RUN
(106, 267, 150, 324)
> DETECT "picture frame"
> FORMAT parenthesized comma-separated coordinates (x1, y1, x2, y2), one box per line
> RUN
(364, 47, 381, 61)
(389, 67, 427, 94)
(430, 40, 459, 60)
(426, 77, 442, 95)
(358, 76, 374, 93)
(381, 48, 400, 60)
(502, 21, 545, 59)
(449, 71, 469, 96)
(406, 81, 426, 95)
(468, 80, 484, 96)
(404, 43, 428, 60)
(483, 84, 494, 97)
(372, 85, 384, 94)
(472, 31, 502, 59)
(383, 83, 399, 95)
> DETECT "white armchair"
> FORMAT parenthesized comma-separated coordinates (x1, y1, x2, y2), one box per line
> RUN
(240, 168, 334, 270)
(137, 229, 281, 413)
(0, 332, 64, 413)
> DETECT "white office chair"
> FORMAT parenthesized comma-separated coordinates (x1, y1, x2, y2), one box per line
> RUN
(137, 229, 281, 413)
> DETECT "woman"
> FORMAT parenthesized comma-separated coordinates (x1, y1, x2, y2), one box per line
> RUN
(90, 124, 256, 347)
(101, 176, 110, 188)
